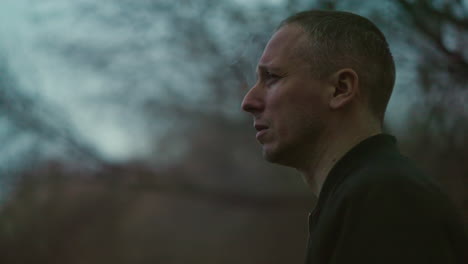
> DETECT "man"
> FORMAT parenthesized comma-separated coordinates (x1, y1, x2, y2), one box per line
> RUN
(241, 10, 467, 263)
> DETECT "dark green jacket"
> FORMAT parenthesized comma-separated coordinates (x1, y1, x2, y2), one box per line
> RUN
(305, 134, 467, 264)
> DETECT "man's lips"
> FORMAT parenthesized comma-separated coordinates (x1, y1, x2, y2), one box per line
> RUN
(254, 124, 269, 140)
(256, 129, 268, 140)
(254, 124, 269, 131)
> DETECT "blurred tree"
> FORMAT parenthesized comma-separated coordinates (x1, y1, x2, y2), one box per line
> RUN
(393, 0, 468, 220)
(0, 54, 107, 201)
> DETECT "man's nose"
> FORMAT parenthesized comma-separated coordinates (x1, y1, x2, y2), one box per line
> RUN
(241, 84, 264, 114)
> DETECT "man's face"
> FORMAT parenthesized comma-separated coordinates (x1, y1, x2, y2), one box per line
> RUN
(241, 25, 331, 168)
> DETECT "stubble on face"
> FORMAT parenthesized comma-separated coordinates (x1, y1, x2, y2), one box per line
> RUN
(262, 103, 326, 169)
(256, 25, 329, 170)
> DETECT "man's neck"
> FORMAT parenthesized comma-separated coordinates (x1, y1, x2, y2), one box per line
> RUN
(299, 126, 381, 196)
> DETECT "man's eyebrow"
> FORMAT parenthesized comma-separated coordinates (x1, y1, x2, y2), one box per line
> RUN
(257, 65, 283, 72)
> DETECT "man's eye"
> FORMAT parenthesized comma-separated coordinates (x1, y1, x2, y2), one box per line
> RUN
(266, 72, 281, 79)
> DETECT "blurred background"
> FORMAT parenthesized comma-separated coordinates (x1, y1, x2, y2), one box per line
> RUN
(0, 0, 466, 263)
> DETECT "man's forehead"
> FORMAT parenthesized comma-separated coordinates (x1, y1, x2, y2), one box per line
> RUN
(258, 24, 308, 68)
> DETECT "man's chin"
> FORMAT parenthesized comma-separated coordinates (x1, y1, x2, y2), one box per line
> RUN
(262, 145, 285, 164)
(262, 144, 299, 168)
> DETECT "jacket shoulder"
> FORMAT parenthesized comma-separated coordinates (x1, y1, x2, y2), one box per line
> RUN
(331, 154, 453, 216)
(339, 154, 440, 194)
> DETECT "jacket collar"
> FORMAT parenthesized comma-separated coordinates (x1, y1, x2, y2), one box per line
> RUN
(310, 133, 398, 219)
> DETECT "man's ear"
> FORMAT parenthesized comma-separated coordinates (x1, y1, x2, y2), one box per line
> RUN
(328, 68, 359, 110)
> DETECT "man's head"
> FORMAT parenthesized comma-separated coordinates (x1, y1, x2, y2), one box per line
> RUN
(241, 10, 395, 168)
(278, 10, 395, 121)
